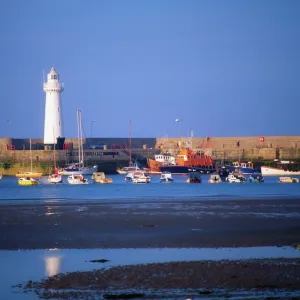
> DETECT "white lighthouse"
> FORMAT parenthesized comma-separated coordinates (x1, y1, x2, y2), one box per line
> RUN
(43, 67, 64, 145)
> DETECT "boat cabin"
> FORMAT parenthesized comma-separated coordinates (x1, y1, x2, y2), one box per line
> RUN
(155, 153, 176, 165)
(233, 161, 254, 169)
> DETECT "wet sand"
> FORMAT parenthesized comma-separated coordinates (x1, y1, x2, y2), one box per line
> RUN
(1, 198, 300, 249)
(25, 258, 300, 299)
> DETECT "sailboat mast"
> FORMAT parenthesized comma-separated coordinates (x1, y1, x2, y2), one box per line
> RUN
(30, 138, 32, 173)
(79, 110, 84, 167)
(77, 109, 81, 166)
(129, 120, 132, 166)
(53, 127, 56, 170)
(53, 140, 56, 169)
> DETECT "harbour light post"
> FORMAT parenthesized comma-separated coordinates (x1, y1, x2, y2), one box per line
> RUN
(43, 67, 64, 145)
(175, 118, 182, 138)
(90, 120, 96, 138)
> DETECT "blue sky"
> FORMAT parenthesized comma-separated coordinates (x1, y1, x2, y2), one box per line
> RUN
(0, 0, 299, 138)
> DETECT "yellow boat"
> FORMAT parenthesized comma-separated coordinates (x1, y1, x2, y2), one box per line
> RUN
(16, 172, 42, 178)
(18, 177, 39, 186)
(92, 172, 113, 184)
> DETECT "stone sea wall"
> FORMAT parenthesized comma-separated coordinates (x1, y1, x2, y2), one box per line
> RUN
(1, 136, 300, 163)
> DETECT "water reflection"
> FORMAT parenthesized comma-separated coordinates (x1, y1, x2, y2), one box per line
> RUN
(44, 205, 60, 216)
(45, 255, 61, 277)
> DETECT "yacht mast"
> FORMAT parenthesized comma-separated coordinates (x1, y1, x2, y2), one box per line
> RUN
(30, 138, 32, 173)
(129, 120, 132, 166)
(77, 109, 82, 167)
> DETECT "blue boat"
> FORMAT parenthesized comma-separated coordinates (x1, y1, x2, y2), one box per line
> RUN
(249, 174, 264, 183)
(159, 172, 174, 183)
(227, 161, 258, 174)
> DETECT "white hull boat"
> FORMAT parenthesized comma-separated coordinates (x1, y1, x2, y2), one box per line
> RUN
(59, 166, 98, 176)
(132, 176, 151, 184)
(278, 177, 299, 183)
(67, 174, 89, 185)
(208, 174, 222, 183)
(48, 174, 63, 184)
(160, 172, 174, 183)
(131, 170, 151, 184)
(226, 174, 246, 183)
(261, 166, 300, 176)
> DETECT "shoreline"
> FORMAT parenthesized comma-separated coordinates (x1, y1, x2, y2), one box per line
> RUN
(23, 258, 300, 299)
(1, 197, 300, 250)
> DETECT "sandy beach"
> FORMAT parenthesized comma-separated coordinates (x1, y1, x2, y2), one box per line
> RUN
(1, 197, 300, 250)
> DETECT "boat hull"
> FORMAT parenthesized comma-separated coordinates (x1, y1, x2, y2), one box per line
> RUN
(18, 178, 39, 186)
(227, 166, 257, 174)
(261, 166, 300, 176)
(60, 167, 97, 176)
(159, 165, 215, 174)
(48, 175, 63, 184)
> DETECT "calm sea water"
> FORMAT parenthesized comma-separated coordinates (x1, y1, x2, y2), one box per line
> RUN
(0, 174, 300, 204)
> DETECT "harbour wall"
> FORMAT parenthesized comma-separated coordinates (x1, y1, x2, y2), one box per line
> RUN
(0, 136, 300, 164)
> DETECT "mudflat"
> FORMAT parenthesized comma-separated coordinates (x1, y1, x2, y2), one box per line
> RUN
(1, 198, 300, 250)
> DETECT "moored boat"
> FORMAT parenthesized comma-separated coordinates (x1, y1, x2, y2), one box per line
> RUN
(208, 174, 222, 183)
(148, 153, 176, 174)
(160, 172, 174, 183)
(59, 164, 98, 176)
(186, 171, 201, 183)
(117, 163, 142, 175)
(18, 177, 39, 186)
(131, 171, 151, 184)
(0, 174, 2, 180)
(16, 172, 42, 178)
(92, 172, 113, 184)
(278, 177, 299, 183)
(67, 174, 89, 185)
(48, 173, 63, 184)
(159, 148, 215, 174)
(227, 161, 258, 174)
(226, 173, 246, 183)
(261, 161, 300, 176)
(249, 174, 264, 183)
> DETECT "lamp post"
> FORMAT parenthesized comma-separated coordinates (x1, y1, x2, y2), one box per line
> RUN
(90, 120, 96, 138)
(175, 118, 181, 138)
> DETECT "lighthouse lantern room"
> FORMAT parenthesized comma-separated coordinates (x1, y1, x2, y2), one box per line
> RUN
(43, 67, 64, 145)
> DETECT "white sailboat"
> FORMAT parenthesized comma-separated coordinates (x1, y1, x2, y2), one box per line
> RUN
(18, 138, 40, 186)
(59, 109, 97, 176)
(48, 137, 63, 184)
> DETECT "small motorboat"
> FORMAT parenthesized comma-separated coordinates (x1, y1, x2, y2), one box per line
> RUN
(249, 174, 264, 183)
(117, 163, 142, 175)
(278, 177, 299, 183)
(48, 173, 63, 184)
(18, 177, 39, 186)
(67, 174, 89, 185)
(186, 171, 201, 183)
(226, 173, 246, 183)
(125, 171, 134, 182)
(0, 174, 2, 180)
(208, 174, 222, 183)
(126, 170, 151, 183)
(131, 171, 151, 184)
(92, 172, 113, 184)
(160, 172, 174, 183)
